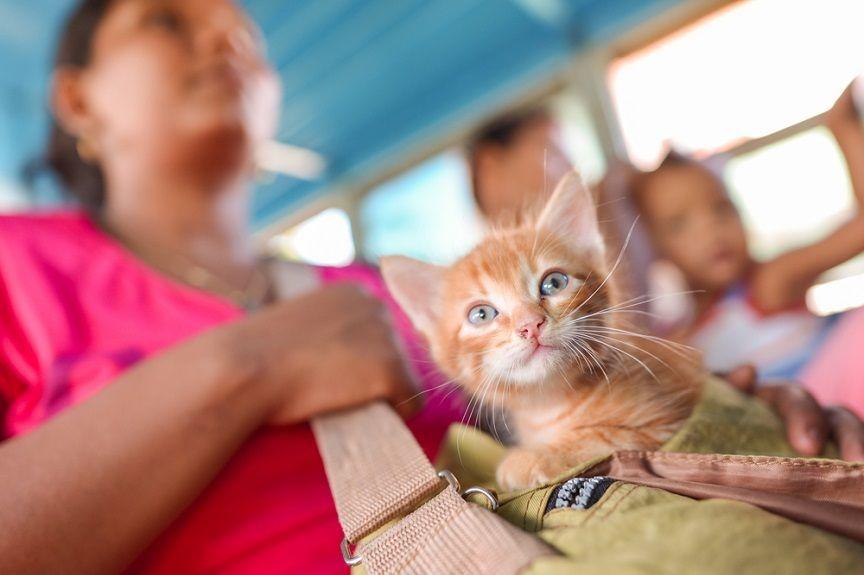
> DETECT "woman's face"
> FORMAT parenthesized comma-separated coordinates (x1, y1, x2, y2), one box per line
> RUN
(59, 0, 281, 182)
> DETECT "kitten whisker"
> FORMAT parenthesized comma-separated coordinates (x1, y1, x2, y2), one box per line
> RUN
(396, 374, 466, 407)
(579, 330, 680, 380)
(579, 333, 663, 387)
(483, 374, 508, 440)
(457, 373, 497, 462)
(559, 270, 595, 318)
(572, 217, 640, 316)
(577, 322, 695, 357)
(571, 288, 703, 325)
(560, 338, 594, 375)
(579, 324, 697, 358)
(572, 335, 616, 390)
(552, 360, 575, 394)
(571, 337, 612, 386)
(531, 230, 567, 263)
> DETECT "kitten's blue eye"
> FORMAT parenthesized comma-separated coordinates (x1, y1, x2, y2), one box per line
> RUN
(540, 272, 569, 296)
(467, 304, 498, 325)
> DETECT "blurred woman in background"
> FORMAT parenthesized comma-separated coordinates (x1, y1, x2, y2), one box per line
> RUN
(0, 1, 861, 574)
(0, 1, 461, 573)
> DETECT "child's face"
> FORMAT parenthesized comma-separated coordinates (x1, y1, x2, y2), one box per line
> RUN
(640, 165, 749, 291)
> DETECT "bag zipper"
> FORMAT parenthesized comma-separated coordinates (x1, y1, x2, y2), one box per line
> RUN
(546, 476, 615, 512)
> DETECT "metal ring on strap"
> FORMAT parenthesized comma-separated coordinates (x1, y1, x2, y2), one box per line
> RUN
(340, 538, 362, 566)
(439, 470, 499, 509)
(340, 469, 466, 566)
(437, 469, 462, 493)
(462, 485, 500, 511)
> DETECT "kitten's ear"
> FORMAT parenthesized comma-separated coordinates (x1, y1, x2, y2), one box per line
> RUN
(537, 171, 604, 254)
(380, 255, 445, 335)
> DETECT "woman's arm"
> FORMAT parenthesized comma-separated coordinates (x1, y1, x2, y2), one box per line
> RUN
(0, 284, 417, 575)
(753, 83, 864, 311)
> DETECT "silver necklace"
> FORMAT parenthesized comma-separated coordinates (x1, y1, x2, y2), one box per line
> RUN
(101, 220, 273, 311)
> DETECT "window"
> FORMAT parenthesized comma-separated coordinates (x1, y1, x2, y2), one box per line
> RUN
(723, 127, 864, 315)
(357, 95, 607, 264)
(0, 178, 26, 211)
(360, 151, 482, 265)
(723, 127, 853, 261)
(608, 0, 864, 315)
(551, 89, 607, 185)
(269, 208, 356, 266)
(608, 0, 864, 168)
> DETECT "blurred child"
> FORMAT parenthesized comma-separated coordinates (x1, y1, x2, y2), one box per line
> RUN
(468, 108, 654, 304)
(633, 82, 864, 379)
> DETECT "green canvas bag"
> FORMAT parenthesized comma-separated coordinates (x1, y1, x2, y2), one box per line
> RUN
(312, 378, 864, 575)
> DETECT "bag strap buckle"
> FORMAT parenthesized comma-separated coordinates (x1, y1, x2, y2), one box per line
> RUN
(340, 470, 499, 566)
(340, 537, 362, 566)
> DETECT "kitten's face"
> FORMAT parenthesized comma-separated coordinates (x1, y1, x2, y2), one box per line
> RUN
(383, 172, 616, 397)
(432, 228, 613, 391)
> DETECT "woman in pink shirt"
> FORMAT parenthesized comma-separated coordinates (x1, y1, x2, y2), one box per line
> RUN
(1, 1, 862, 574)
(1, 1, 461, 573)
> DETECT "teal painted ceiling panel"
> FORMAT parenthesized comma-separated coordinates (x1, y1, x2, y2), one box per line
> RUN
(0, 0, 681, 223)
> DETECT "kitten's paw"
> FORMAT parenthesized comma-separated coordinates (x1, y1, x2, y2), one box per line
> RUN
(496, 448, 572, 491)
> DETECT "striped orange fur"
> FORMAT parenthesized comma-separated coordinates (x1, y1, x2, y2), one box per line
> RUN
(382, 172, 702, 490)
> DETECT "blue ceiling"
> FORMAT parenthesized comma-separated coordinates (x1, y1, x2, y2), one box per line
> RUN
(0, 0, 681, 225)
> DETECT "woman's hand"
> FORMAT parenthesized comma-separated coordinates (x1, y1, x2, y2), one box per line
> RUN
(723, 365, 864, 461)
(225, 283, 422, 425)
(824, 81, 861, 137)
(0, 282, 422, 575)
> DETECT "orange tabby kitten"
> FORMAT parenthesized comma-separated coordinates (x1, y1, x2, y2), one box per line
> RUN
(381, 172, 703, 491)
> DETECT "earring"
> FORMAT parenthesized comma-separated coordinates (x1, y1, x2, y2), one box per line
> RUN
(76, 137, 97, 163)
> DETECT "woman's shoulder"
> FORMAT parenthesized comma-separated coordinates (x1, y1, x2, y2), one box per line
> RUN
(0, 209, 95, 246)
(317, 261, 382, 286)
(0, 210, 110, 288)
(267, 259, 384, 298)
(0, 208, 90, 227)
(317, 261, 405, 310)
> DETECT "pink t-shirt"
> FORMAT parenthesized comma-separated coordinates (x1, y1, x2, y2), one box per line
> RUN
(801, 305, 864, 418)
(0, 211, 462, 574)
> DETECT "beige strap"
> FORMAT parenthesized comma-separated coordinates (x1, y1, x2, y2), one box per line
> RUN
(312, 403, 553, 574)
(311, 402, 442, 542)
(361, 486, 552, 575)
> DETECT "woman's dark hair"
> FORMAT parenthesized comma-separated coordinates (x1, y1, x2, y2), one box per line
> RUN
(26, 0, 116, 212)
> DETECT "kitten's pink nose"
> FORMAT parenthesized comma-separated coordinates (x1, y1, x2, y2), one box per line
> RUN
(516, 314, 546, 340)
